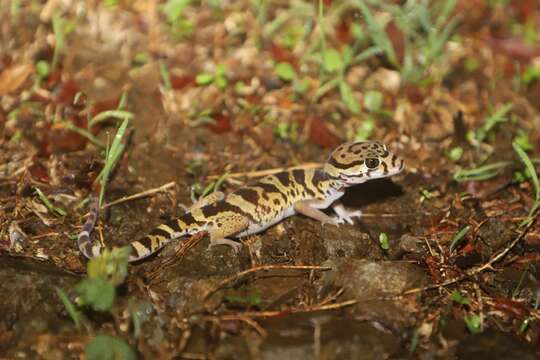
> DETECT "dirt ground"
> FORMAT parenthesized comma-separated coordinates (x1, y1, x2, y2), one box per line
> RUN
(1, 1, 540, 359)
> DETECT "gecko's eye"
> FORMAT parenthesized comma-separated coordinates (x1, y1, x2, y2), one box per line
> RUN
(365, 158, 380, 169)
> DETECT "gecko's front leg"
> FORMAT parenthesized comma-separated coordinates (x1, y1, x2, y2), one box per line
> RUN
(294, 199, 344, 226)
(332, 203, 362, 225)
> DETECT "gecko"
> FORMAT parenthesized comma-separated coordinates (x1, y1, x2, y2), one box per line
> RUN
(78, 140, 405, 262)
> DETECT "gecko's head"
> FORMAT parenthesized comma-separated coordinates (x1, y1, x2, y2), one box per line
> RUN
(324, 141, 404, 186)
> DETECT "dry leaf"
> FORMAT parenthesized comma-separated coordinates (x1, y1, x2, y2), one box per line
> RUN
(0, 64, 34, 96)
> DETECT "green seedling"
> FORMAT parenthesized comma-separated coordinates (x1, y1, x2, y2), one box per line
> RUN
(196, 64, 228, 89)
(451, 290, 470, 305)
(378, 232, 390, 250)
(448, 146, 463, 162)
(275, 62, 296, 82)
(469, 103, 512, 144)
(464, 315, 482, 333)
(85, 335, 137, 360)
(162, 0, 193, 38)
(97, 117, 130, 207)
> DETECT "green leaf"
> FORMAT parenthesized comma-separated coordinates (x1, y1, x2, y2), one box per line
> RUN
(514, 132, 534, 152)
(225, 294, 262, 307)
(464, 315, 482, 333)
(448, 146, 463, 162)
(363, 90, 384, 112)
(355, 120, 374, 141)
(196, 73, 214, 86)
(36, 60, 50, 79)
(449, 225, 470, 252)
(275, 62, 295, 81)
(339, 81, 359, 114)
(378, 233, 389, 250)
(162, 0, 191, 24)
(323, 48, 342, 73)
(85, 335, 137, 360)
(451, 290, 470, 305)
(87, 247, 131, 286)
(75, 278, 116, 312)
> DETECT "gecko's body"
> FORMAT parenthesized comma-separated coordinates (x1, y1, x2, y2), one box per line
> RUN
(78, 141, 404, 262)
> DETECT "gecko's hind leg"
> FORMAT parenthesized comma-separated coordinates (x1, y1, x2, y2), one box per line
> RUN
(207, 214, 250, 253)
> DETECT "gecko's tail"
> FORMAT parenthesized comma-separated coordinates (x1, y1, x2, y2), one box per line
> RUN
(78, 197, 190, 262)
(126, 220, 187, 262)
(77, 197, 101, 259)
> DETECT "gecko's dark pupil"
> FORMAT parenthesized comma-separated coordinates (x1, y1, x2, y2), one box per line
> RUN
(365, 158, 379, 169)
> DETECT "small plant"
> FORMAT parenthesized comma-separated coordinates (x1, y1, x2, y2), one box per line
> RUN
(56, 247, 136, 356)
(464, 315, 482, 333)
(451, 290, 470, 305)
(467, 103, 513, 145)
(196, 64, 228, 89)
(353, 0, 460, 84)
(378, 232, 390, 250)
(162, 0, 193, 39)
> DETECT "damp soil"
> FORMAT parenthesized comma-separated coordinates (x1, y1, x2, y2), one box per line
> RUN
(1, 1, 540, 359)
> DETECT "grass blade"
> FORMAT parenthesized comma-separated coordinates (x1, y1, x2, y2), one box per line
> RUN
(513, 142, 539, 201)
(55, 287, 82, 328)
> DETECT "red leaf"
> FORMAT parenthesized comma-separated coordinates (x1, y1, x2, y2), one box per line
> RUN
(297, 116, 341, 149)
(491, 298, 530, 319)
(28, 162, 50, 184)
(386, 21, 405, 65)
(206, 113, 232, 134)
(336, 19, 352, 44)
(490, 37, 540, 63)
(269, 43, 298, 68)
(170, 74, 195, 90)
(52, 78, 81, 104)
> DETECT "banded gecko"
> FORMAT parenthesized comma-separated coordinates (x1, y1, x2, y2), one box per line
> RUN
(78, 141, 404, 262)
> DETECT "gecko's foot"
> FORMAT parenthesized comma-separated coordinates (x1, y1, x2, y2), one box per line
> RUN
(333, 206, 362, 225)
(208, 238, 243, 253)
(322, 217, 345, 227)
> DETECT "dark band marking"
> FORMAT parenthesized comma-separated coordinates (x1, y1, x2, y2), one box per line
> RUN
(136, 236, 154, 250)
(235, 187, 260, 203)
(273, 171, 291, 188)
(328, 156, 366, 170)
(256, 182, 289, 202)
(149, 227, 172, 239)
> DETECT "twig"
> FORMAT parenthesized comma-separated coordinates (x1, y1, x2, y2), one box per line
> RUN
(101, 181, 176, 209)
(223, 299, 359, 318)
(203, 264, 332, 300)
(217, 315, 268, 337)
(402, 216, 537, 296)
(206, 162, 322, 180)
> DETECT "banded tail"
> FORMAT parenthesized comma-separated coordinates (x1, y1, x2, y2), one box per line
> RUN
(77, 201, 195, 262)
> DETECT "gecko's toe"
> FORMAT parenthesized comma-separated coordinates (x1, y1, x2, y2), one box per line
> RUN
(208, 238, 243, 253)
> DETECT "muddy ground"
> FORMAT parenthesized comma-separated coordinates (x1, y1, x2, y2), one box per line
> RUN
(1, 1, 540, 359)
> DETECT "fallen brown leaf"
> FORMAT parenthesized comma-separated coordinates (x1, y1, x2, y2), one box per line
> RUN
(0, 64, 34, 96)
